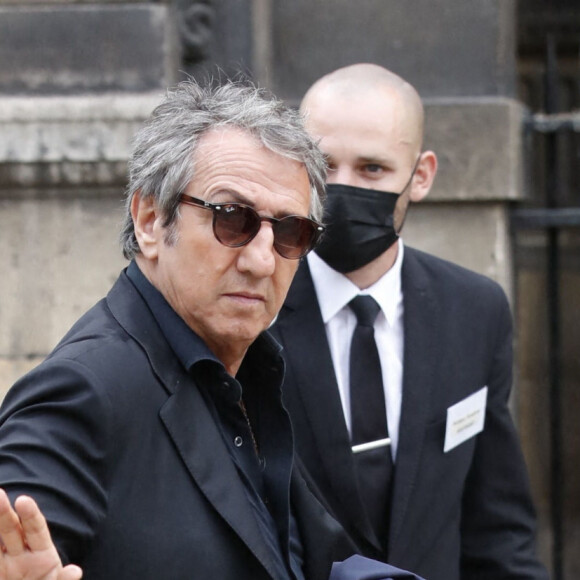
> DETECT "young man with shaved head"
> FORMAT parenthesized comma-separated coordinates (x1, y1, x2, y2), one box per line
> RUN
(271, 64, 548, 580)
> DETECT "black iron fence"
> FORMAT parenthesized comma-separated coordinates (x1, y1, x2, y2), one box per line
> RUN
(514, 29, 580, 580)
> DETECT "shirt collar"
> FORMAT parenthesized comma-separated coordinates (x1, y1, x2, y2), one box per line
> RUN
(307, 240, 405, 326)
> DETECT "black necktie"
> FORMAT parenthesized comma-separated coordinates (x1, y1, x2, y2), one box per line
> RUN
(349, 295, 393, 544)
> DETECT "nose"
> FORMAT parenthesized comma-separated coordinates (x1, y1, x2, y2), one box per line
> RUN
(236, 223, 277, 277)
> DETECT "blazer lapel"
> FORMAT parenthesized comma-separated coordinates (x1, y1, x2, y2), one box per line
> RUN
(107, 272, 279, 578)
(160, 382, 280, 578)
(276, 263, 380, 550)
(388, 248, 442, 555)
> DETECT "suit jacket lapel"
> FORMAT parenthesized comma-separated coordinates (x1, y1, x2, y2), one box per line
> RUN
(159, 381, 280, 578)
(107, 272, 279, 578)
(388, 248, 442, 555)
(276, 263, 380, 550)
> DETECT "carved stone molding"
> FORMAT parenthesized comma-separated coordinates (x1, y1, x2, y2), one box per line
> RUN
(175, 0, 215, 64)
(172, 0, 252, 81)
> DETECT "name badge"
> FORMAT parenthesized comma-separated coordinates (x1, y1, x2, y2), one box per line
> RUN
(444, 386, 488, 453)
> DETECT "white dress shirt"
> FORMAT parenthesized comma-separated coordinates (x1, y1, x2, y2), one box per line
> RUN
(306, 242, 405, 459)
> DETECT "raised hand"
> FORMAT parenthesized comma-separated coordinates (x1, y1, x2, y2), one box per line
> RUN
(0, 489, 83, 580)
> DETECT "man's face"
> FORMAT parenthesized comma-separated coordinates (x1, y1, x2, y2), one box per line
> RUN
(143, 127, 311, 365)
(302, 88, 419, 195)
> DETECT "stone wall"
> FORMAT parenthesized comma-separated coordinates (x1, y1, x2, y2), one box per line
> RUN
(0, 93, 162, 393)
(0, 0, 175, 392)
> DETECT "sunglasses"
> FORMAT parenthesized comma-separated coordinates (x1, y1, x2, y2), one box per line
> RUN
(179, 194, 325, 260)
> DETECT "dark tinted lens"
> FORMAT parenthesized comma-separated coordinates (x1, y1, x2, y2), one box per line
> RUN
(214, 204, 261, 247)
(273, 217, 318, 259)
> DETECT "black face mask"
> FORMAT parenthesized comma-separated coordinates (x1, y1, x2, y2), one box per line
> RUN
(313, 185, 398, 273)
(314, 160, 419, 274)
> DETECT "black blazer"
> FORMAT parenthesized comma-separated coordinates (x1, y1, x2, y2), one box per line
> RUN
(271, 247, 548, 580)
(0, 271, 354, 580)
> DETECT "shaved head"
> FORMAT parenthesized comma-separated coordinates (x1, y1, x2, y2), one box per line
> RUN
(301, 63, 424, 151)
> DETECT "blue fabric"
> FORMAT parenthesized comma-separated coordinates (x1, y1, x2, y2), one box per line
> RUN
(330, 555, 425, 580)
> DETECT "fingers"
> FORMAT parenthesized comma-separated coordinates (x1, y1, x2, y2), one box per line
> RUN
(0, 489, 84, 580)
(13, 495, 53, 552)
(0, 490, 58, 555)
(0, 488, 26, 555)
(60, 564, 83, 580)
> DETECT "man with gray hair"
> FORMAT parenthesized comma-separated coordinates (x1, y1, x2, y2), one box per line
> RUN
(0, 79, 422, 580)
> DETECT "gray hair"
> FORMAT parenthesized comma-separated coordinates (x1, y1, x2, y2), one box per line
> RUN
(120, 79, 327, 259)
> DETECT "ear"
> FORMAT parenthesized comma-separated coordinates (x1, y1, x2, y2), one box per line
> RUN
(131, 191, 163, 260)
(410, 150, 437, 203)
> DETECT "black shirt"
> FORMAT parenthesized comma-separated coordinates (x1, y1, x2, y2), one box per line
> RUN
(127, 261, 305, 580)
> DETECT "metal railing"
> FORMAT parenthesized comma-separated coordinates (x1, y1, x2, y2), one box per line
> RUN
(513, 33, 580, 580)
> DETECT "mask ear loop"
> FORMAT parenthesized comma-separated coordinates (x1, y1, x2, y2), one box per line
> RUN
(398, 153, 423, 196)
(392, 153, 423, 234)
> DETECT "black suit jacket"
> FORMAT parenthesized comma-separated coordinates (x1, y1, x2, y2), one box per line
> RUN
(271, 247, 548, 580)
(0, 271, 355, 580)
